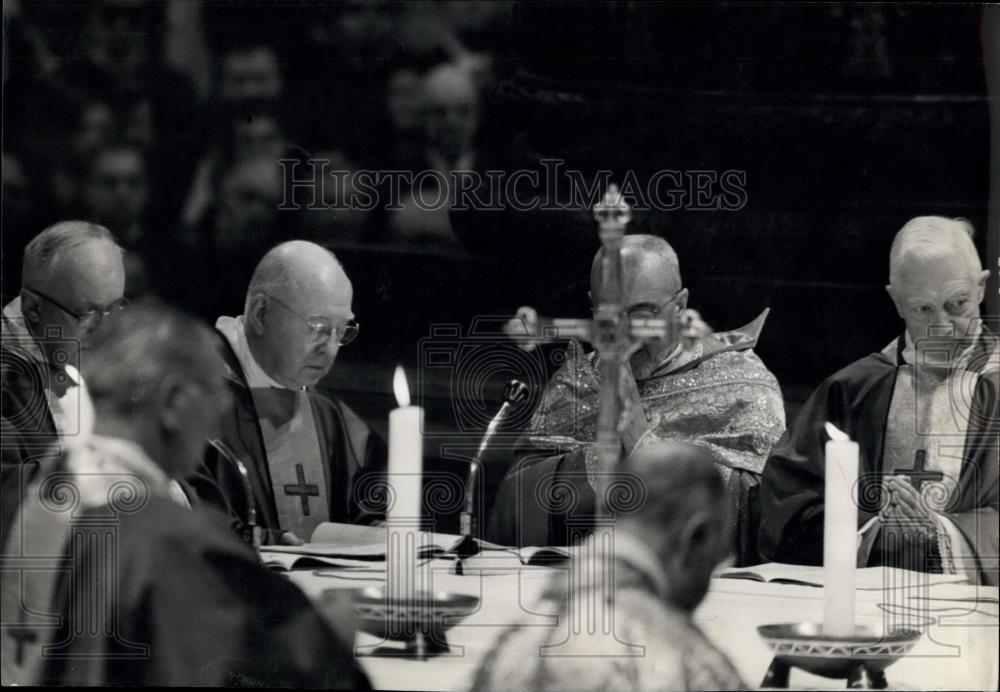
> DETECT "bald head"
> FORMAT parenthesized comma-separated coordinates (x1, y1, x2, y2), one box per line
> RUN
(244, 241, 355, 389)
(591, 235, 686, 378)
(246, 240, 351, 310)
(621, 441, 726, 533)
(618, 441, 729, 612)
(590, 234, 682, 302)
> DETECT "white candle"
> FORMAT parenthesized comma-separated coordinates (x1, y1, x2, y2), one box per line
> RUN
(823, 422, 859, 636)
(388, 366, 423, 602)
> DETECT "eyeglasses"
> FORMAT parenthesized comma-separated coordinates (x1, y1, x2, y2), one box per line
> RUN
(262, 293, 359, 346)
(591, 290, 684, 320)
(23, 287, 128, 331)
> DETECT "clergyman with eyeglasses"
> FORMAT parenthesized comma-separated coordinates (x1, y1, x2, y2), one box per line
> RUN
(488, 234, 786, 562)
(188, 240, 387, 547)
(1, 220, 126, 541)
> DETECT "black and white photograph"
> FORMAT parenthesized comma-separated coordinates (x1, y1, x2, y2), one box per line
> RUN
(1, 1, 998, 689)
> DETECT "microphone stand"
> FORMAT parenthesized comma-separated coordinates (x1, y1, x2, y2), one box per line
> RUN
(209, 438, 263, 549)
(457, 380, 529, 559)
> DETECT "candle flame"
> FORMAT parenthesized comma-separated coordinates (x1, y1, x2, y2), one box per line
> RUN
(393, 365, 411, 407)
(824, 422, 849, 441)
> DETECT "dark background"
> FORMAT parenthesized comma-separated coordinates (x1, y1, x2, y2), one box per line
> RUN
(2, 1, 996, 446)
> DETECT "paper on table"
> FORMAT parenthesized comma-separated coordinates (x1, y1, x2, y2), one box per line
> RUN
(458, 546, 570, 575)
(261, 552, 386, 572)
(258, 522, 467, 570)
(311, 522, 389, 546)
(716, 563, 970, 589)
(261, 542, 394, 561)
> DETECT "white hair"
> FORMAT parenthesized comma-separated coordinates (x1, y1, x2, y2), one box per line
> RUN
(22, 220, 122, 289)
(888, 216, 982, 286)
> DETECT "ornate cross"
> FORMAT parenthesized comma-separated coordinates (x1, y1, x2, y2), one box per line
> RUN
(510, 185, 668, 493)
(897, 449, 944, 492)
(283, 463, 320, 516)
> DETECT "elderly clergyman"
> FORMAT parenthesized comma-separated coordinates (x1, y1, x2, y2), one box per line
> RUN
(191, 240, 387, 545)
(467, 442, 744, 691)
(488, 234, 785, 557)
(1, 221, 126, 538)
(759, 217, 999, 585)
(1, 301, 369, 687)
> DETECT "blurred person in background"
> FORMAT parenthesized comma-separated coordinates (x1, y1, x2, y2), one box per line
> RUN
(173, 156, 292, 321)
(218, 42, 284, 104)
(1, 153, 34, 299)
(299, 151, 370, 247)
(81, 143, 153, 298)
(375, 61, 483, 249)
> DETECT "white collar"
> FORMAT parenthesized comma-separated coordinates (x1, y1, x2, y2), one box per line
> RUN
(215, 315, 286, 389)
(3, 296, 48, 367)
(899, 324, 981, 367)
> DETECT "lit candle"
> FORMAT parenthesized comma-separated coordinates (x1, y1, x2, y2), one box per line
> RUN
(823, 422, 859, 636)
(387, 366, 423, 602)
(389, 366, 423, 521)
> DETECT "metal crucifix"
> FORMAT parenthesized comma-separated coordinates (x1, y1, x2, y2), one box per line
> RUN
(510, 184, 668, 503)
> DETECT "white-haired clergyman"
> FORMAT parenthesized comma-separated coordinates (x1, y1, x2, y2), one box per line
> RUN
(1, 221, 126, 539)
(759, 216, 999, 586)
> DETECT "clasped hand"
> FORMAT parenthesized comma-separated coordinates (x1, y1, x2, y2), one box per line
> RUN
(880, 475, 938, 538)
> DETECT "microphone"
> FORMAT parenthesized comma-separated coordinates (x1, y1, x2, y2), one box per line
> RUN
(460, 379, 530, 538)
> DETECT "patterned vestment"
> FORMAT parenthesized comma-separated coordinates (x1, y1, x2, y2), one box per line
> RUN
(486, 312, 785, 554)
(463, 532, 745, 691)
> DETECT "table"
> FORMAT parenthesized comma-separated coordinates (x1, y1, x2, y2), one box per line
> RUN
(288, 561, 999, 691)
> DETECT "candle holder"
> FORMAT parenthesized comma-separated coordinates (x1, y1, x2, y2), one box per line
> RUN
(350, 586, 479, 660)
(757, 623, 921, 689)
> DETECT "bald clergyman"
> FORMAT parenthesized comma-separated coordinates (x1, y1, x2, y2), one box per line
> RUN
(190, 241, 387, 545)
(759, 217, 999, 585)
(488, 235, 786, 558)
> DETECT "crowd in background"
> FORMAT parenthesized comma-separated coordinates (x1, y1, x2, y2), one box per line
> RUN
(2, 0, 512, 319)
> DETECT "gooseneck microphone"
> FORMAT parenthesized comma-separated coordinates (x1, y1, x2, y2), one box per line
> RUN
(460, 379, 530, 537)
(209, 438, 263, 549)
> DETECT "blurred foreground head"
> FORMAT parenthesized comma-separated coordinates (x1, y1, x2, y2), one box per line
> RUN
(618, 441, 730, 612)
(81, 299, 228, 477)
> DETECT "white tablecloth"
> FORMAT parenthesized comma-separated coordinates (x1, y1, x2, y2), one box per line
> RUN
(288, 561, 999, 691)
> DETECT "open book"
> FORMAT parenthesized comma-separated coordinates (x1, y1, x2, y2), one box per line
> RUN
(456, 546, 570, 574)
(259, 522, 569, 572)
(259, 523, 464, 571)
(715, 563, 970, 589)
